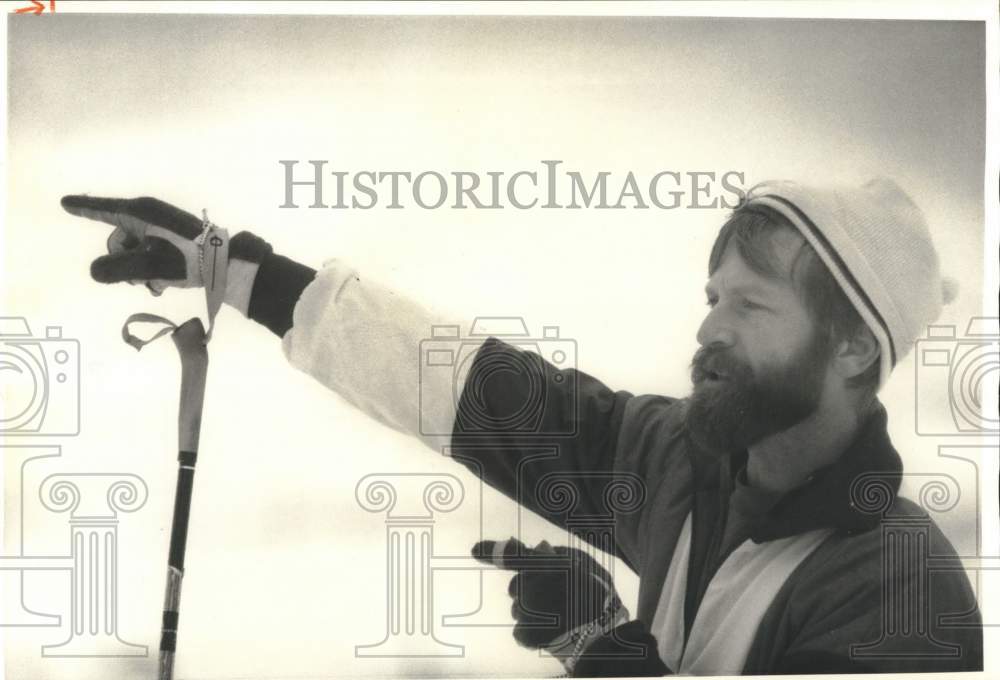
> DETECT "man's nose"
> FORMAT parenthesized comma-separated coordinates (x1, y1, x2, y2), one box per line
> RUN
(696, 306, 736, 348)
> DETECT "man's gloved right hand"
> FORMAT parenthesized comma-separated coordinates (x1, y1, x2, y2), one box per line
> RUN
(472, 537, 634, 674)
(472, 538, 670, 676)
(472, 537, 626, 650)
(60, 195, 272, 312)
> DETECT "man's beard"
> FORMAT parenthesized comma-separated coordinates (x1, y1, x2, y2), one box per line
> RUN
(684, 331, 830, 455)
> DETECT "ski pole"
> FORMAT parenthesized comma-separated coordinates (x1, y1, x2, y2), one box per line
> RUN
(118, 211, 228, 679)
(159, 317, 209, 680)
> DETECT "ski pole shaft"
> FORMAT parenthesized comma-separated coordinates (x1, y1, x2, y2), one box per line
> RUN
(159, 318, 209, 680)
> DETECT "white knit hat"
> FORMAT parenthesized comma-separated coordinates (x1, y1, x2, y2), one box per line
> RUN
(745, 178, 956, 388)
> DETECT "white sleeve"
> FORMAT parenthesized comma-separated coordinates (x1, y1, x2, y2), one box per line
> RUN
(280, 259, 466, 452)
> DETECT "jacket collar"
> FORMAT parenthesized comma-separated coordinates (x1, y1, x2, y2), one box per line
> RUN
(692, 401, 903, 540)
(754, 401, 902, 540)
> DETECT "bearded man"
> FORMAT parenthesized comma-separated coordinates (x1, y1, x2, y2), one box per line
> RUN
(61, 178, 982, 675)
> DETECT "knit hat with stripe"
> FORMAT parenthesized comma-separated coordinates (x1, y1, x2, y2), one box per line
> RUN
(745, 178, 956, 388)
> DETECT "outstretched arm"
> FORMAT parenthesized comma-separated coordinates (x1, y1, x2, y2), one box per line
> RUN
(61, 194, 472, 447)
(62, 195, 684, 565)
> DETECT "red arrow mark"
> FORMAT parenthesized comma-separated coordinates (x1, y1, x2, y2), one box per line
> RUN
(14, 1, 54, 14)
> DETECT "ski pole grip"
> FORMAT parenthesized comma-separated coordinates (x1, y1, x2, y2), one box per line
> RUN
(171, 318, 209, 454)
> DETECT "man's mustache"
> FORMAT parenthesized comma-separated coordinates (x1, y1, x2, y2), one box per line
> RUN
(690, 345, 753, 384)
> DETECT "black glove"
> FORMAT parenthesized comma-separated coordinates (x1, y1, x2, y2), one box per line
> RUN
(472, 537, 630, 671)
(60, 194, 271, 296)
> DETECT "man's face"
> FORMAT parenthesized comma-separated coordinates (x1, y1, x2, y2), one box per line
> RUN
(685, 229, 832, 454)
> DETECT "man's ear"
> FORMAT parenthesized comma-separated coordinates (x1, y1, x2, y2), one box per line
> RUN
(832, 325, 880, 379)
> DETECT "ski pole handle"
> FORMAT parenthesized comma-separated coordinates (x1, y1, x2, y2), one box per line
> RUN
(173, 317, 209, 452)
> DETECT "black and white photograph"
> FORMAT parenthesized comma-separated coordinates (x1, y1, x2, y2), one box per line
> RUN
(1, 1, 997, 678)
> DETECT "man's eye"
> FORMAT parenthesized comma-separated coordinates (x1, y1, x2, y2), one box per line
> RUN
(741, 298, 763, 310)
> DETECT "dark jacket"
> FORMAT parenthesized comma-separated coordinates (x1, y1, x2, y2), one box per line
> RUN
(449, 338, 983, 675)
(252, 254, 983, 675)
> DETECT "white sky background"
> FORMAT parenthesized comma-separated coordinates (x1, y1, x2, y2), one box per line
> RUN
(2, 9, 993, 680)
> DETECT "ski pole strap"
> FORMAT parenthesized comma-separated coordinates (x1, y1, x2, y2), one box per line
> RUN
(120, 312, 177, 350)
(194, 213, 229, 342)
(120, 214, 229, 351)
